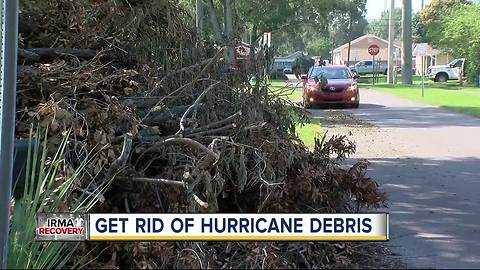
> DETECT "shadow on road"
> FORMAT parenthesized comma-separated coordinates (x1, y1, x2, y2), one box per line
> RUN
(367, 156, 480, 268)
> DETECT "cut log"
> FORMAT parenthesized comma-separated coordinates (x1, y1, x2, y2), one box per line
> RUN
(18, 48, 97, 62)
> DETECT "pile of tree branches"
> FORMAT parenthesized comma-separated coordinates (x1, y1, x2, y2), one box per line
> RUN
(17, 0, 386, 268)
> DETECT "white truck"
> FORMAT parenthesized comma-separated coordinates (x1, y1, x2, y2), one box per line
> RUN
(349, 60, 388, 75)
(426, 58, 466, 82)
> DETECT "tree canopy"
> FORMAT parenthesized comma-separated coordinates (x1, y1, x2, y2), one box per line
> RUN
(439, 4, 480, 83)
(181, 0, 367, 58)
(367, 8, 402, 41)
(417, 0, 470, 44)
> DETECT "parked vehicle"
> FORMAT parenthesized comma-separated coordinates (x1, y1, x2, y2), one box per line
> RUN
(349, 60, 388, 75)
(283, 67, 293, 74)
(426, 58, 466, 82)
(301, 65, 360, 108)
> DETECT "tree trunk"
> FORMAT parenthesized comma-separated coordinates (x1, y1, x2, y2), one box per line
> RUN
(224, 0, 234, 62)
(401, 0, 413, 85)
(205, 0, 222, 40)
(196, 0, 204, 39)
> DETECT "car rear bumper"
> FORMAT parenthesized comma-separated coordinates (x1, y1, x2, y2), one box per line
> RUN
(305, 90, 359, 105)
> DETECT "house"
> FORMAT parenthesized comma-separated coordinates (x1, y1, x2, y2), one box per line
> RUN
(413, 43, 454, 75)
(332, 34, 402, 66)
(272, 51, 304, 72)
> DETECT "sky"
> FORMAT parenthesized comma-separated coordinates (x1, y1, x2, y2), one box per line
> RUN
(365, 0, 432, 20)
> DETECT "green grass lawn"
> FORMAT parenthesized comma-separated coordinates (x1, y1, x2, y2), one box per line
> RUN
(269, 79, 303, 101)
(361, 74, 480, 91)
(368, 82, 480, 118)
(295, 117, 323, 148)
(269, 80, 323, 147)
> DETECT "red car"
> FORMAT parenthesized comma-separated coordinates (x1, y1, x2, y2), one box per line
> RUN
(301, 65, 360, 108)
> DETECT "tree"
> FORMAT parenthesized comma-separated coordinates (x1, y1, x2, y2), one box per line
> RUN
(301, 0, 367, 60)
(419, 0, 470, 44)
(329, 10, 368, 46)
(412, 12, 427, 43)
(368, 8, 402, 40)
(180, 0, 368, 62)
(236, 0, 350, 39)
(440, 4, 480, 84)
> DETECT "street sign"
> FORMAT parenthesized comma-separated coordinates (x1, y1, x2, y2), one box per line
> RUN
(415, 43, 428, 57)
(415, 44, 429, 97)
(368, 44, 380, 85)
(368, 44, 380, 56)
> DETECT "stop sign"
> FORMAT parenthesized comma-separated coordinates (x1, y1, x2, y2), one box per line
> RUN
(368, 44, 380, 56)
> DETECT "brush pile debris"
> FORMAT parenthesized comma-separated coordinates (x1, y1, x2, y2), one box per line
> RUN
(18, 0, 386, 268)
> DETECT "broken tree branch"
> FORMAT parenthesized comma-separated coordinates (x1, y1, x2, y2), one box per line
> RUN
(177, 82, 219, 135)
(186, 110, 241, 134)
(108, 133, 133, 176)
(142, 49, 224, 121)
(185, 123, 236, 138)
(158, 56, 216, 85)
(141, 137, 219, 161)
(118, 176, 186, 187)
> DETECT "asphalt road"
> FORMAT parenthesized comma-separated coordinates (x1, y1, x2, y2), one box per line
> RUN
(309, 88, 480, 269)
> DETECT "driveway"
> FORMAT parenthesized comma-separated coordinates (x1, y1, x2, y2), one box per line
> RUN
(309, 88, 480, 269)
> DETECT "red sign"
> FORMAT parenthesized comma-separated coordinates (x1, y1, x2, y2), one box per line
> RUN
(368, 44, 380, 56)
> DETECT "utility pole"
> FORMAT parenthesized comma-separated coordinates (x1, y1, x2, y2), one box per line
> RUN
(387, 0, 395, 84)
(0, 0, 19, 267)
(346, 18, 353, 66)
(195, 0, 204, 38)
(401, 0, 413, 84)
(330, 31, 335, 63)
(346, 1, 353, 66)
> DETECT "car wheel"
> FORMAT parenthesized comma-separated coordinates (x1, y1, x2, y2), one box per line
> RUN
(383, 69, 388, 75)
(435, 73, 448, 83)
(352, 102, 359, 108)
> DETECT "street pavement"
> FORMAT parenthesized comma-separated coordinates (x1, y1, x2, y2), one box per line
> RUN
(308, 88, 480, 269)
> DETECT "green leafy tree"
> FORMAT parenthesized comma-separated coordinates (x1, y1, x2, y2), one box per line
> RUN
(275, 0, 367, 58)
(439, 4, 480, 83)
(304, 36, 332, 58)
(419, 0, 470, 44)
(412, 12, 428, 43)
(236, 0, 349, 38)
(368, 8, 402, 40)
(329, 11, 368, 46)
(187, 0, 367, 56)
(292, 54, 315, 75)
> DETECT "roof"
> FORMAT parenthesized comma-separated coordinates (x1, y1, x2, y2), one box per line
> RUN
(332, 34, 401, 53)
(274, 51, 303, 61)
(413, 43, 441, 56)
